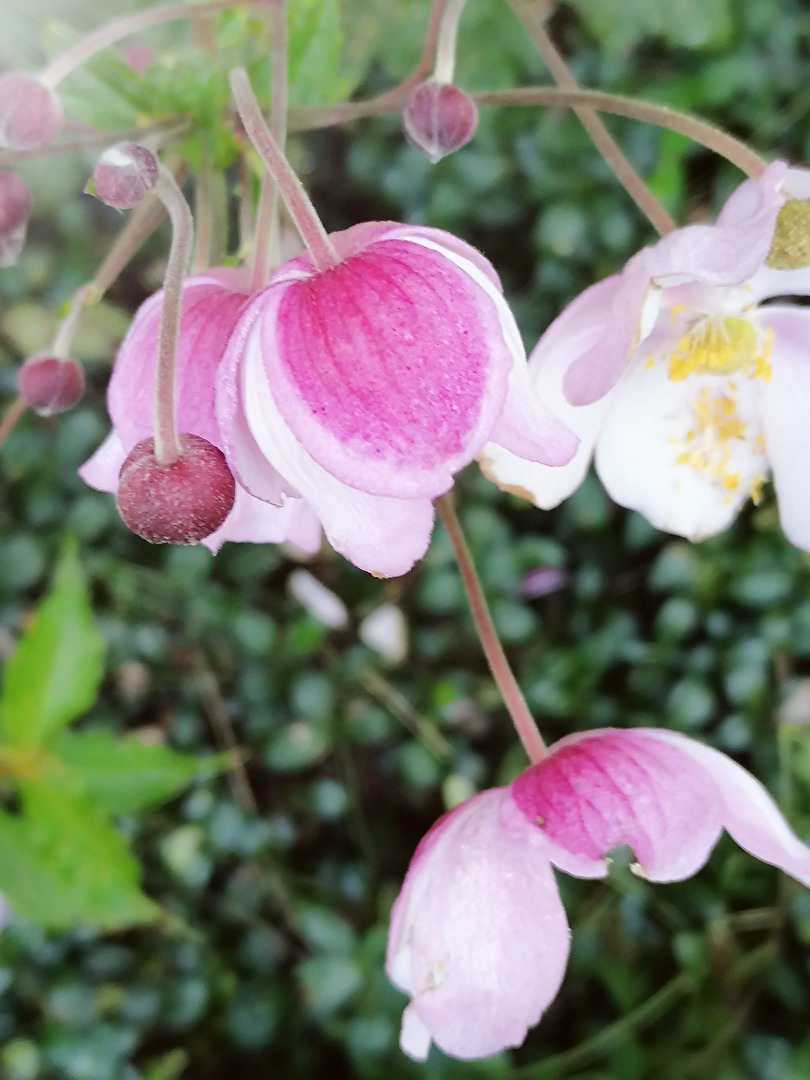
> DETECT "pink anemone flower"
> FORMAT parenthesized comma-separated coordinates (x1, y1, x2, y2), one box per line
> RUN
(216, 221, 577, 577)
(481, 162, 810, 548)
(387, 726, 810, 1061)
(80, 268, 321, 553)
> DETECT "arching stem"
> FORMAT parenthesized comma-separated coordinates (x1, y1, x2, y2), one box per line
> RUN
(507, 0, 675, 235)
(436, 495, 546, 765)
(152, 165, 195, 466)
(433, 0, 468, 84)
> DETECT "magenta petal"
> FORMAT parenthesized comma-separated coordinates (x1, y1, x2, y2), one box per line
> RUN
(645, 731, 810, 886)
(219, 317, 436, 577)
(511, 729, 724, 882)
(387, 788, 570, 1061)
(256, 232, 518, 499)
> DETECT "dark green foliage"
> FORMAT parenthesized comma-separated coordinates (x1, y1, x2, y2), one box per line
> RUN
(2, 0, 810, 1076)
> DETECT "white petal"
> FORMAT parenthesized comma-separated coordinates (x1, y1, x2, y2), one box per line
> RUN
(400, 1005, 432, 1061)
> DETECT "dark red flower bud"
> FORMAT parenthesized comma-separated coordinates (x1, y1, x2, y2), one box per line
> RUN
(0, 170, 32, 267)
(92, 142, 159, 210)
(116, 434, 236, 544)
(17, 355, 85, 415)
(402, 80, 478, 164)
(0, 74, 64, 150)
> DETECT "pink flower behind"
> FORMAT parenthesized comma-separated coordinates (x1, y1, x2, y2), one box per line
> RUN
(80, 269, 321, 554)
(388, 726, 810, 1061)
(217, 221, 577, 577)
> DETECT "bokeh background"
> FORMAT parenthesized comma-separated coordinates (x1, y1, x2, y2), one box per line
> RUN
(2, 1, 810, 1077)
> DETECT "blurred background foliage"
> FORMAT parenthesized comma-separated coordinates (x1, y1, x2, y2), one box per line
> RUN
(2, 0, 810, 1077)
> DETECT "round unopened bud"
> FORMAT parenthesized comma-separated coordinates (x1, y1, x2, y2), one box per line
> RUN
(766, 198, 810, 269)
(0, 73, 64, 150)
(116, 434, 236, 544)
(93, 142, 159, 210)
(402, 80, 479, 164)
(17, 354, 85, 416)
(0, 170, 32, 267)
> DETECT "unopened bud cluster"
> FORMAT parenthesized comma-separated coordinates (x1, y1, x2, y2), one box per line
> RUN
(17, 355, 85, 416)
(93, 142, 159, 209)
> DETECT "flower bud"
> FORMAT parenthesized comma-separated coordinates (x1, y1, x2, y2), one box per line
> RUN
(17, 354, 85, 415)
(116, 434, 237, 544)
(402, 80, 478, 164)
(0, 73, 64, 150)
(93, 142, 159, 210)
(765, 198, 810, 269)
(0, 170, 32, 267)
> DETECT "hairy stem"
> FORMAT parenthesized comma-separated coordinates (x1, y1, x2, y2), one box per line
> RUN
(433, 0, 468, 84)
(250, 0, 289, 292)
(436, 495, 545, 764)
(40, 0, 258, 89)
(152, 164, 194, 466)
(508, 0, 675, 234)
(289, 86, 768, 179)
(230, 67, 338, 273)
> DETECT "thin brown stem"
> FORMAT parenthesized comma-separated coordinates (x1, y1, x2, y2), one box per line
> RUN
(508, 0, 675, 234)
(289, 86, 768, 179)
(436, 495, 545, 764)
(40, 0, 259, 89)
(0, 397, 27, 451)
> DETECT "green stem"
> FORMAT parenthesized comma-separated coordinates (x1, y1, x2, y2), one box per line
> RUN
(436, 495, 545, 764)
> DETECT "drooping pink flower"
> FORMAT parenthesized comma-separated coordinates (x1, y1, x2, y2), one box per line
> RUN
(387, 726, 810, 1061)
(80, 269, 321, 554)
(216, 221, 577, 577)
(482, 162, 810, 549)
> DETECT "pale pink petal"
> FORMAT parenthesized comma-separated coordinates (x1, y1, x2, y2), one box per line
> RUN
(481, 278, 618, 507)
(756, 307, 810, 550)
(387, 788, 570, 1061)
(594, 340, 762, 540)
(219, 316, 435, 577)
(510, 729, 724, 883)
(202, 485, 321, 553)
(253, 234, 520, 500)
(78, 430, 126, 491)
(107, 268, 251, 450)
(565, 162, 789, 406)
(781, 167, 810, 200)
(643, 730, 810, 886)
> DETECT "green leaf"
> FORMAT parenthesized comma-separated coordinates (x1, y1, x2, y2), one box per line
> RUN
(0, 540, 105, 750)
(571, 0, 733, 56)
(0, 781, 157, 930)
(48, 729, 231, 815)
(288, 0, 359, 105)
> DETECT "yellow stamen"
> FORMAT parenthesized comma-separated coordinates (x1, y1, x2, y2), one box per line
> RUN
(667, 315, 772, 383)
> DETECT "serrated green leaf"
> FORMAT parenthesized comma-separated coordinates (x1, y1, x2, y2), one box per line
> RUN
(48, 729, 231, 815)
(0, 540, 105, 750)
(0, 781, 157, 930)
(572, 0, 733, 56)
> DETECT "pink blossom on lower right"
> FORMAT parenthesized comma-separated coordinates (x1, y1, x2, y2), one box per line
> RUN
(386, 727, 810, 1061)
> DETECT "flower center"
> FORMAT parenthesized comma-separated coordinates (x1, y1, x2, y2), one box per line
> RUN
(674, 387, 766, 499)
(667, 313, 772, 383)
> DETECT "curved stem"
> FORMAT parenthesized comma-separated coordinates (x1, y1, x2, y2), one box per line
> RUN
(373, 0, 449, 105)
(433, 0, 467, 84)
(507, 0, 675, 235)
(436, 495, 545, 764)
(289, 85, 768, 179)
(250, 0, 289, 292)
(230, 67, 338, 273)
(40, 0, 258, 89)
(152, 164, 194, 466)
